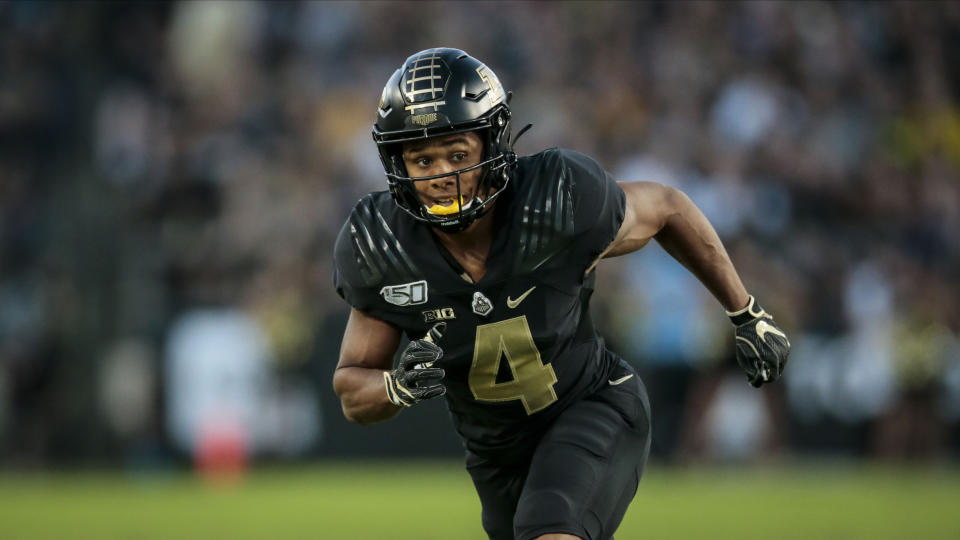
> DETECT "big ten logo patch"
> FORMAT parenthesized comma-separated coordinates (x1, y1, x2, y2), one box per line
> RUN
(422, 307, 456, 323)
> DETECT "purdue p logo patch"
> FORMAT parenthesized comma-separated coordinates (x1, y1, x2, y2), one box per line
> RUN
(472, 291, 493, 317)
(380, 280, 428, 306)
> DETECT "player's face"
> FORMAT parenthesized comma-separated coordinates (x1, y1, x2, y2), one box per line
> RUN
(401, 131, 485, 213)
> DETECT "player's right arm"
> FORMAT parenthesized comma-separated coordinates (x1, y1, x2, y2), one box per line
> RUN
(335, 309, 447, 423)
(333, 308, 404, 425)
(332, 198, 447, 422)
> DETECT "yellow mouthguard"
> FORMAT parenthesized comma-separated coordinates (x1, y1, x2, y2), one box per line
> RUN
(426, 196, 465, 216)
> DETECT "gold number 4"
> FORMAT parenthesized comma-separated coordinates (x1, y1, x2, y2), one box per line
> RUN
(469, 316, 558, 414)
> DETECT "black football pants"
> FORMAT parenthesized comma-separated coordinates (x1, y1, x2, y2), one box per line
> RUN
(466, 361, 652, 540)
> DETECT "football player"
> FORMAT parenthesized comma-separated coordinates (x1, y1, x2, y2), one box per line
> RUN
(333, 48, 790, 540)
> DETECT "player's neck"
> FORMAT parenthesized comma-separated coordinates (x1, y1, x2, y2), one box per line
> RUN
(432, 207, 495, 282)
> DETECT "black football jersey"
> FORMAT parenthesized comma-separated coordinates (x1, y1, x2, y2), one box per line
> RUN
(334, 148, 627, 458)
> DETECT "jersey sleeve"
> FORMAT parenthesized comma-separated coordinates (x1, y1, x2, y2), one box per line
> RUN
(559, 149, 627, 263)
(332, 217, 381, 313)
(332, 193, 428, 335)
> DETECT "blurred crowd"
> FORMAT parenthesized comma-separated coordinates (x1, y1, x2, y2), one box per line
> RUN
(0, 1, 958, 467)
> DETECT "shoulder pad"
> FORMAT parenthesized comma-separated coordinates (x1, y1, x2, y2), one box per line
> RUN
(514, 149, 575, 273)
(344, 194, 421, 288)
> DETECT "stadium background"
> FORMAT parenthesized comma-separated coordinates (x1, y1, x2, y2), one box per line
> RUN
(0, 1, 958, 538)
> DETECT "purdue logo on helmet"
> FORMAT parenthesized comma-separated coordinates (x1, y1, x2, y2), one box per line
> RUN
(372, 48, 518, 233)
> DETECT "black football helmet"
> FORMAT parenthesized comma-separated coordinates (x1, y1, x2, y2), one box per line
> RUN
(372, 48, 518, 232)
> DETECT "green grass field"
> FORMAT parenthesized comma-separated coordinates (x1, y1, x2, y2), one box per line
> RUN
(1, 461, 958, 539)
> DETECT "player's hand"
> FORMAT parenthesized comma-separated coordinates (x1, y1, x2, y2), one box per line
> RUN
(383, 323, 447, 407)
(726, 296, 791, 388)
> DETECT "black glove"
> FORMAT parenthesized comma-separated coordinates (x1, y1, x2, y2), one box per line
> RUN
(726, 296, 791, 388)
(383, 323, 447, 407)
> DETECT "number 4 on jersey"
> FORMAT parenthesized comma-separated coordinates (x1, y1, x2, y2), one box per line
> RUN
(469, 316, 558, 414)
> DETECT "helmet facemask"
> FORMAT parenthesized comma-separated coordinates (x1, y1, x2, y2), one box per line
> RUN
(379, 106, 515, 233)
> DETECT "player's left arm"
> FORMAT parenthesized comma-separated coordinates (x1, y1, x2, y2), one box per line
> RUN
(600, 182, 747, 309)
(599, 181, 791, 387)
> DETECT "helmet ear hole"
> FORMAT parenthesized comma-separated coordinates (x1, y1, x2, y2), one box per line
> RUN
(390, 151, 407, 177)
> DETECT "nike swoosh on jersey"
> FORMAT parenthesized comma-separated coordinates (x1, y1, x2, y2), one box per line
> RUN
(608, 373, 635, 386)
(756, 320, 787, 344)
(506, 286, 537, 309)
